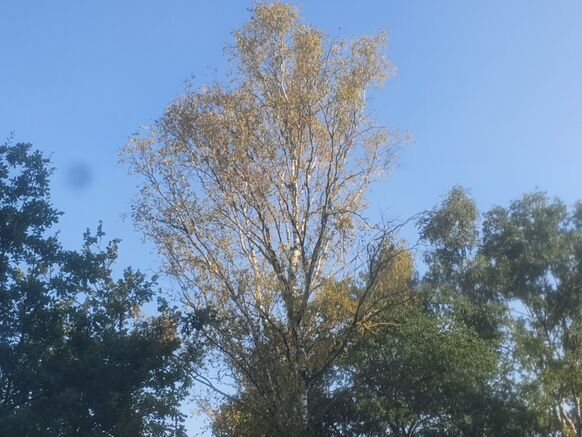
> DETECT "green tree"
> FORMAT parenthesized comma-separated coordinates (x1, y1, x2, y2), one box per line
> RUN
(391, 186, 582, 436)
(335, 286, 534, 436)
(310, 201, 534, 435)
(481, 192, 582, 436)
(418, 186, 505, 343)
(312, 187, 538, 436)
(0, 143, 194, 436)
(412, 187, 544, 435)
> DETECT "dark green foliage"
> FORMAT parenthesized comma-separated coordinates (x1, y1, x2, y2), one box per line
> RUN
(335, 290, 536, 436)
(0, 143, 193, 436)
(353, 303, 493, 435)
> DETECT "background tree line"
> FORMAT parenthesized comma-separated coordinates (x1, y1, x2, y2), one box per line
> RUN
(2, 2, 581, 436)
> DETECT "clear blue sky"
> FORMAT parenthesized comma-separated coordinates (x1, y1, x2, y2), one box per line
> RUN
(2, 1, 581, 434)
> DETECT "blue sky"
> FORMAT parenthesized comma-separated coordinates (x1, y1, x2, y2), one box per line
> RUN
(2, 1, 581, 434)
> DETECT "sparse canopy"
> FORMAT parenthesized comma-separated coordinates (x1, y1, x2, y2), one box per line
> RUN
(123, 2, 405, 433)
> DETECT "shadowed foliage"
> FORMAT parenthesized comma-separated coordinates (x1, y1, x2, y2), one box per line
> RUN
(0, 143, 195, 437)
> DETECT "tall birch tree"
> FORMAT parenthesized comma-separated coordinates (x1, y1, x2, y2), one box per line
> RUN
(123, 2, 406, 433)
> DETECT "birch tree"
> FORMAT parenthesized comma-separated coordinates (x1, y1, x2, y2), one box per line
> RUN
(122, 2, 407, 434)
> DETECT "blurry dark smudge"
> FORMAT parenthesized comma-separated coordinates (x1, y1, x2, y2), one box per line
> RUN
(66, 162, 92, 190)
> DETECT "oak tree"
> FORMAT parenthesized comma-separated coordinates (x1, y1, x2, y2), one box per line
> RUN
(0, 143, 192, 436)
